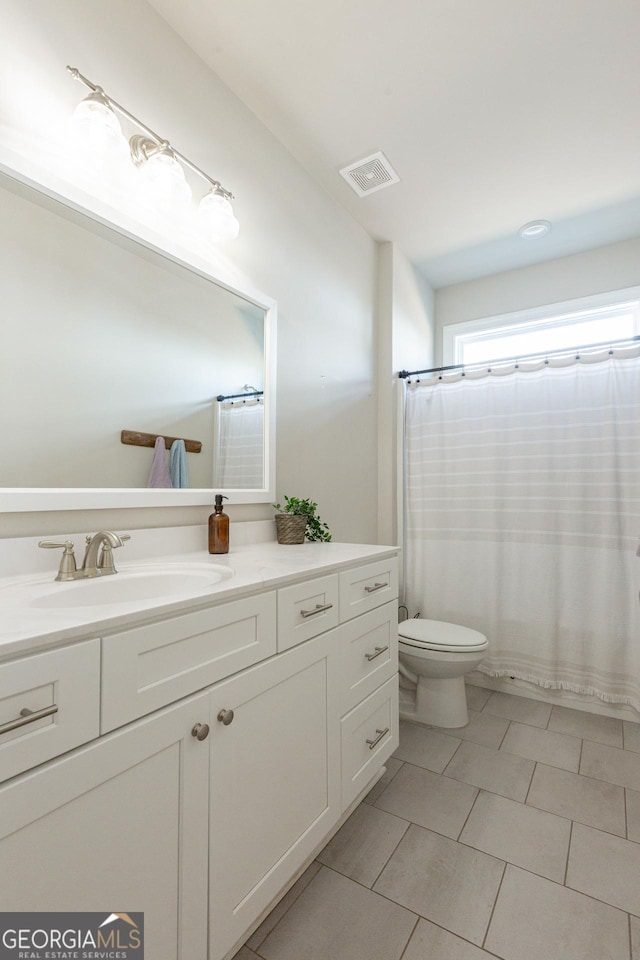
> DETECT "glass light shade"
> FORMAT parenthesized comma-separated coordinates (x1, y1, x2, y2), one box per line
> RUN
(198, 191, 240, 242)
(70, 92, 127, 156)
(73, 93, 121, 133)
(139, 151, 192, 206)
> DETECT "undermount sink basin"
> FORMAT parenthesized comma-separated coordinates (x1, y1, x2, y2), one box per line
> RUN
(27, 562, 234, 609)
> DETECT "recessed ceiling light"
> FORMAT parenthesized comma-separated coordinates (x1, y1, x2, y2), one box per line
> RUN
(519, 219, 551, 239)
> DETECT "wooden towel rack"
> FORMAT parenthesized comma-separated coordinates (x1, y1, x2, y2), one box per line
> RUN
(121, 430, 202, 454)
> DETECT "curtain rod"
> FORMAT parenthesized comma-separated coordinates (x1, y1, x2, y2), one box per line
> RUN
(216, 390, 264, 401)
(398, 335, 640, 379)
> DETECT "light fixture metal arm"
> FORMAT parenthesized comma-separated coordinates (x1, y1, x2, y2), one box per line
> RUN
(66, 66, 234, 200)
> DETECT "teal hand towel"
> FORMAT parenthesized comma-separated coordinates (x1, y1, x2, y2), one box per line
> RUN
(170, 438, 189, 488)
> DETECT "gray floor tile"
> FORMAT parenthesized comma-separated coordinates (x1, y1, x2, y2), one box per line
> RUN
(549, 705, 623, 747)
(567, 821, 640, 915)
(624, 720, 640, 753)
(365, 757, 404, 804)
(375, 762, 478, 838)
(248, 690, 640, 960)
(464, 684, 492, 712)
(444, 739, 535, 801)
(484, 691, 552, 728)
(316, 802, 409, 887)
(631, 916, 640, 960)
(527, 763, 626, 837)
(260, 867, 415, 960)
(460, 790, 570, 882)
(501, 721, 581, 771)
(628, 789, 640, 843)
(436, 708, 510, 749)
(581, 740, 640, 791)
(401, 918, 494, 960)
(246, 861, 322, 950)
(393, 721, 460, 772)
(374, 824, 504, 946)
(485, 864, 630, 960)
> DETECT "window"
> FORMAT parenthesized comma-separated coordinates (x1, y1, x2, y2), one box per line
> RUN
(442, 288, 640, 367)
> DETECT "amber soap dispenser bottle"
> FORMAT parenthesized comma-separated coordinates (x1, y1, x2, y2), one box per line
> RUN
(209, 494, 229, 554)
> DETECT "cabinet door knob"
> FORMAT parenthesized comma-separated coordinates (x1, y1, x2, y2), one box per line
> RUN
(217, 708, 235, 726)
(191, 722, 210, 741)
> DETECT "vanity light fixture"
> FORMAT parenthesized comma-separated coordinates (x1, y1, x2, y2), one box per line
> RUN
(72, 87, 122, 136)
(198, 185, 240, 242)
(518, 219, 551, 239)
(130, 135, 192, 206)
(67, 66, 239, 239)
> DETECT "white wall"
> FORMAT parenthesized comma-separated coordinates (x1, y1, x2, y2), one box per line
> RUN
(0, 0, 378, 542)
(377, 242, 434, 546)
(435, 236, 640, 361)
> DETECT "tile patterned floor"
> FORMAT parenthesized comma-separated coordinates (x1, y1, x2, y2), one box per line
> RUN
(236, 688, 640, 960)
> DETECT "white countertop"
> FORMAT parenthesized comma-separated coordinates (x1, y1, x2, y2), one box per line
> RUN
(0, 539, 399, 662)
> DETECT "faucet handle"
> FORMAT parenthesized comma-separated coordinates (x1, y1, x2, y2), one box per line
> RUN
(38, 540, 77, 581)
(97, 533, 131, 573)
(39, 540, 74, 551)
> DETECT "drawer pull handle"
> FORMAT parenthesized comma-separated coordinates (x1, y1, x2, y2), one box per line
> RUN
(0, 704, 58, 737)
(364, 582, 388, 594)
(191, 722, 210, 741)
(365, 645, 389, 662)
(366, 727, 390, 750)
(300, 602, 333, 619)
(217, 709, 235, 726)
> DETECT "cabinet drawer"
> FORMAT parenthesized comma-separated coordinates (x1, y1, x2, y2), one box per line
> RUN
(0, 640, 100, 783)
(339, 602, 398, 714)
(341, 676, 399, 809)
(277, 574, 339, 651)
(339, 557, 398, 622)
(101, 592, 277, 732)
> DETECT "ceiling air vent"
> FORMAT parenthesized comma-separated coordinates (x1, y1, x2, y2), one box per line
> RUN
(339, 151, 400, 197)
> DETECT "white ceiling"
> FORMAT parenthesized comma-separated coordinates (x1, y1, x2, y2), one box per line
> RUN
(147, 0, 640, 287)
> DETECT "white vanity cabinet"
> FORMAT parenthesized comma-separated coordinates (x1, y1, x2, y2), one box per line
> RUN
(0, 548, 398, 960)
(0, 692, 211, 959)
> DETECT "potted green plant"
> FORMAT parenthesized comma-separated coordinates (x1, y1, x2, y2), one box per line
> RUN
(273, 495, 332, 544)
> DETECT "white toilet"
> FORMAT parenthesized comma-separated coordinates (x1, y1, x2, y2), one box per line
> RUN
(398, 618, 489, 728)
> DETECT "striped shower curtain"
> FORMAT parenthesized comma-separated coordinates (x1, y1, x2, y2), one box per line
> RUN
(404, 345, 640, 712)
(214, 399, 264, 488)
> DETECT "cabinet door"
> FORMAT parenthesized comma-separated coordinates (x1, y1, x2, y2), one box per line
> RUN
(208, 632, 341, 959)
(0, 692, 210, 960)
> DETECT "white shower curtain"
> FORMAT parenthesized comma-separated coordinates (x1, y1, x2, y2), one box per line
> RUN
(404, 345, 640, 711)
(215, 400, 264, 488)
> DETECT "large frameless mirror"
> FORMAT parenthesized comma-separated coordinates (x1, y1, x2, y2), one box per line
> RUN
(0, 164, 276, 511)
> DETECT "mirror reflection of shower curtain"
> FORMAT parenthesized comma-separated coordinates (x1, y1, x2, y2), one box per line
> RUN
(214, 400, 264, 488)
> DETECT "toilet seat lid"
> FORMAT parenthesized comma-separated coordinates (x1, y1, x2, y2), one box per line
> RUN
(399, 618, 487, 652)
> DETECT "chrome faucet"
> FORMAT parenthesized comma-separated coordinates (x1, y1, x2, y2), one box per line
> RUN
(39, 531, 131, 581)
